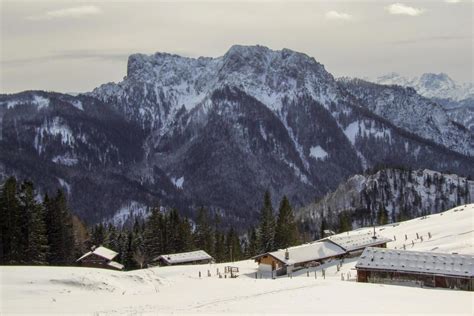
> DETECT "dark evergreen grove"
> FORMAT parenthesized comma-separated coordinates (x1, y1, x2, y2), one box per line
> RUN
(0, 176, 309, 270)
(0, 177, 298, 269)
(0, 177, 79, 265)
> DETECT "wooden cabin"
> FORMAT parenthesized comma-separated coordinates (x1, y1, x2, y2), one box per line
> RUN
(253, 241, 346, 276)
(153, 250, 214, 266)
(76, 246, 124, 271)
(325, 233, 391, 257)
(253, 233, 392, 277)
(355, 247, 474, 291)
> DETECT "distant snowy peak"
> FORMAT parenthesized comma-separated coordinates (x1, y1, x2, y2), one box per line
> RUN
(373, 72, 474, 102)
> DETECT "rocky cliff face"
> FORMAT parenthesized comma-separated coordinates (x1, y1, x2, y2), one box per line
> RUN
(1, 45, 473, 227)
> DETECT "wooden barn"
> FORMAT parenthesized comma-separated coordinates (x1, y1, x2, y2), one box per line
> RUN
(355, 247, 474, 291)
(153, 250, 214, 266)
(76, 246, 124, 271)
(253, 240, 346, 276)
(325, 233, 391, 256)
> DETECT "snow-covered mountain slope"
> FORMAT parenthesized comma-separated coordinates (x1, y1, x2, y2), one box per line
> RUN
(372, 72, 474, 132)
(1, 46, 474, 226)
(298, 168, 473, 236)
(339, 78, 473, 156)
(2, 204, 473, 315)
(90, 45, 340, 132)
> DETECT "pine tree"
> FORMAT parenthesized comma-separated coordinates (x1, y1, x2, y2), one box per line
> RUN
(0, 177, 20, 264)
(178, 217, 194, 253)
(91, 223, 106, 247)
(245, 227, 258, 258)
(213, 214, 225, 262)
(72, 215, 89, 259)
(319, 210, 327, 239)
(377, 204, 389, 225)
(258, 191, 275, 252)
(194, 207, 214, 256)
(123, 231, 137, 270)
(45, 190, 75, 265)
(104, 224, 118, 251)
(225, 227, 242, 262)
(143, 206, 163, 263)
(274, 196, 299, 250)
(18, 181, 48, 264)
(338, 211, 352, 233)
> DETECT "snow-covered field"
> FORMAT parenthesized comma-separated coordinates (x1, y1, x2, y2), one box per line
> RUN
(1, 204, 473, 315)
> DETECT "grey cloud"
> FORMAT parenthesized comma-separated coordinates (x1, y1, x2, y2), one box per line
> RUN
(2, 50, 131, 66)
(391, 36, 473, 45)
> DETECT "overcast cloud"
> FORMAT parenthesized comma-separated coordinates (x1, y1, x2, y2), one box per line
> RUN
(1, 0, 472, 93)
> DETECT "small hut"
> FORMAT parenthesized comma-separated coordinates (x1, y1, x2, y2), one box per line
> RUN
(76, 246, 124, 271)
(153, 250, 214, 266)
(355, 247, 474, 291)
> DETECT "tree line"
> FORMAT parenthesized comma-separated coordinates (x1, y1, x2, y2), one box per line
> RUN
(90, 191, 301, 270)
(0, 177, 303, 270)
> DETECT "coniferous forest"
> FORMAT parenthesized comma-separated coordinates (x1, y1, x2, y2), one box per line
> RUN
(0, 177, 301, 270)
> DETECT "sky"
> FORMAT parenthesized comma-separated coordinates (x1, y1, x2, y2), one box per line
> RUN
(1, 0, 472, 93)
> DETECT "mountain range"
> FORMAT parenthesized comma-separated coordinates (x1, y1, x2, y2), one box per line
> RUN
(371, 72, 474, 132)
(1, 45, 472, 227)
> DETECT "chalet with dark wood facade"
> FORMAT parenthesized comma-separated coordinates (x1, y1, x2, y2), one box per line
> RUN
(325, 233, 391, 256)
(356, 247, 474, 291)
(153, 250, 214, 266)
(76, 246, 124, 271)
(253, 233, 391, 276)
(253, 241, 346, 276)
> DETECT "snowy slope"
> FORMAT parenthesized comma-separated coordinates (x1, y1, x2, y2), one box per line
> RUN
(298, 168, 473, 235)
(2, 204, 473, 315)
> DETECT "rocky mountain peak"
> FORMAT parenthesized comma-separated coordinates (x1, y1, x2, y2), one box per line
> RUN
(418, 73, 457, 90)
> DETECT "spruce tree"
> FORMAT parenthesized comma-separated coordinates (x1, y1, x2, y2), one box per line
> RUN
(338, 211, 352, 233)
(45, 190, 75, 265)
(177, 216, 194, 253)
(258, 191, 275, 253)
(0, 177, 19, 264)
(143, 206, 163, 263)
(377, 205, 389, 225)
(225, 227, 242, 262)
(194, 207, 214, 256)
(245, 227, 258, 258)
(274, 196, 299, 250)
(123, 231, 137, 270)
(18, 181, 48, 264)
(213, 214, 225, 262)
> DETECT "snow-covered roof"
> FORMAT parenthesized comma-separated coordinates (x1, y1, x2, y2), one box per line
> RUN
(258, 241, 346, 266)
(326, 233, 392, 252)
(356, 247, 474, 278)
(107, 261, 124, 270)
(154, 250, 214, 265)
(76, 246, 118, 262)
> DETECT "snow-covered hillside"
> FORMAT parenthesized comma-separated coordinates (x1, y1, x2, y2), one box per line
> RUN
(2, 204, 473, 315)
(298, 168, 473, 236)
(370, 73, 474, 132)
